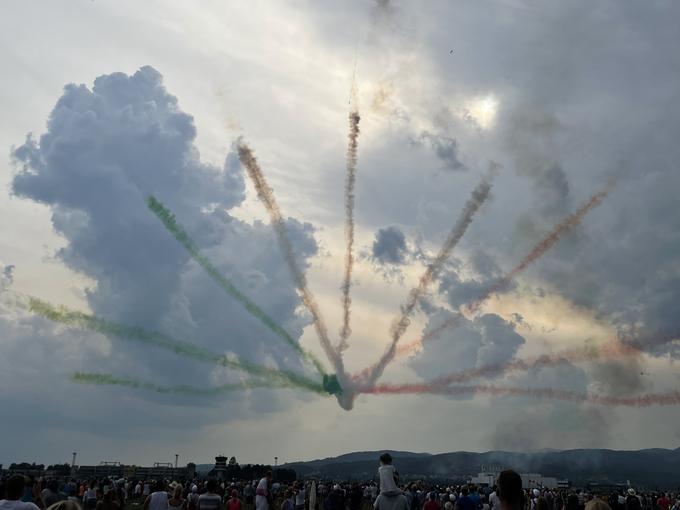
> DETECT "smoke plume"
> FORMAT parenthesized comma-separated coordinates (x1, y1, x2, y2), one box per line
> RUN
(237, 142, 347, 380)
(147, 195, 326, 377)
(72, 372, 288, 395)
(356, 176, 492, 389)
(364, 381, 680, 407)
(27, 295, 325, 394)
(468, 183, 613, 313)
(396, 184, 613, 357)
(339, 111, 361, 352)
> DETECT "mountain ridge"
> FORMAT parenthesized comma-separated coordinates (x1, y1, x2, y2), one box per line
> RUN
(280, 447, 680, 488)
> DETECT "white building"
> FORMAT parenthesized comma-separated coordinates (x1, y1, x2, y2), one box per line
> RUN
(470, 472, 558, 489)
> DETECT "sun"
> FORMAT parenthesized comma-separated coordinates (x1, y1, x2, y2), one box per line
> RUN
(465, 94, 499, 130)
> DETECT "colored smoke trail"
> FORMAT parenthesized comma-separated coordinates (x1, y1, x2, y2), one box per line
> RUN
(395, 184, 614, 357)
(357, 176, 492, 389)
(362, 382, 680, 407)
(72, 372, 286, 396)
(147, 195, 326, 377)
(468, 183, 613, 314)
(237, 142, 346, 381)
(429, 340, 639, 386)
(339, 111, 361, 352)
(27, 296, 325, 395)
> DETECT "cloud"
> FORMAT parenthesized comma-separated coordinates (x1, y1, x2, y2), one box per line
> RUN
(413, 131, 465, 172)
(371, 226, 409, 265)
(6, 66, 321, 431)
(408, 308, 526, 395)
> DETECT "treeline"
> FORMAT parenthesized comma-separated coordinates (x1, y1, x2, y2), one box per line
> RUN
(222, 464, 296, 483)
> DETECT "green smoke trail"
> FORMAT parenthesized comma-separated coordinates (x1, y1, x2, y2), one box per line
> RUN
(71, 372, 286, 396)
(146, 195, 327, 377)
(27, 296, 325, 395)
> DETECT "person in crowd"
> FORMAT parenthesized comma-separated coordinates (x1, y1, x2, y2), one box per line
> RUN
(82, 483, 97, 510)
(144, 480, 169, 510)
(281, 492, 295, 510)
(295, 484, 307, 510)
(423, 492, 441, 510)
(626, 491, 641, 510)
(46, 502, 81, 510)
(42, 482, 65, 509)
(308, 482, 317, 510)
(243, 484, 254, 509)
(1, 476, 44, 510)
(373, 485, 407, 510)
(199, 481, 222, 510)
(585, 501, 612, 510)
(658, 494, 671, 510)
(455, 487, 475, 510)
(256, 472, 273, 510)
(378, 454, 401, 497)
(497, 470, 523, 510)
(169, 484, 185, 510)
(469, 487, 481, 510)
(490, 488, 501, 510)
(187, 486, 200, 510)
(324, 486, 344, 510)
(96, 489, 119, 510)
(227, 490, 241, 510)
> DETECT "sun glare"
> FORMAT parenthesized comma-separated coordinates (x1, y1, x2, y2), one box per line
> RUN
(465, 94, 499, 129)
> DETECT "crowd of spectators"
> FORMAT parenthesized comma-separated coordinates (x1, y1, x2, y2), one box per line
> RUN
(1, 455, 679, 510)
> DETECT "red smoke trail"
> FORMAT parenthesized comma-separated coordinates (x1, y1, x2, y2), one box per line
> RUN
(339, 111, 361, 352)
(355, 176, 493, 388)
(468, 183, 613, 314)
(363, 382, 680, 407)
(237, 143, 346, 378)
(394, 184, 614, 358)
(430, 340, 639, 386)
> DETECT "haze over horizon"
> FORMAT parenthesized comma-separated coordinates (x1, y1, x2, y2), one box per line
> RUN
(1, 0, 680, 466)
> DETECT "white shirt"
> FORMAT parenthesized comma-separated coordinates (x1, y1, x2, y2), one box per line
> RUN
(0, 501, 41, 510)
(149, 491, 169, 510)
(379, 465, 399, 495)
(295, 490, 306, 507)
(490, 493, 501, 510)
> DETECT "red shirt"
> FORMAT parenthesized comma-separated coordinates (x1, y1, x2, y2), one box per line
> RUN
(424, 501, 441, 510)
(657, 497, 670, 510)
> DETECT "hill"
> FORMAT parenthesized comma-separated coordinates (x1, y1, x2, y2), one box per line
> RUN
(282, 448, 680, 488)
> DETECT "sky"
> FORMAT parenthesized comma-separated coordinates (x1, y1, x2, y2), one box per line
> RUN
(1, 0, 680, 468)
